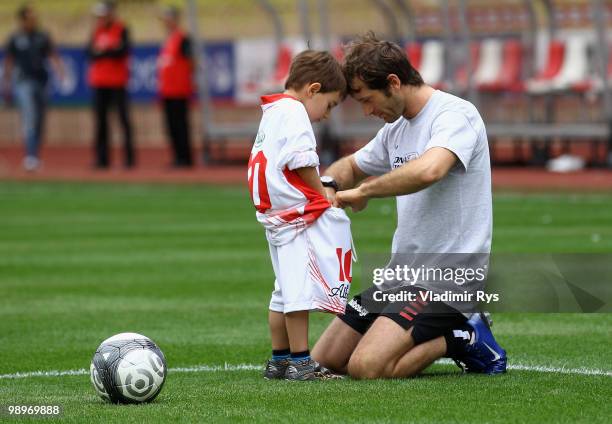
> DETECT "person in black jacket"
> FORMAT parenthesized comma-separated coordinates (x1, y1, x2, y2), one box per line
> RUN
(2, 4, 64, 171)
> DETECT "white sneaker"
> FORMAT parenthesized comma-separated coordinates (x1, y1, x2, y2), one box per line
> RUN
(23, 156, 40, 172)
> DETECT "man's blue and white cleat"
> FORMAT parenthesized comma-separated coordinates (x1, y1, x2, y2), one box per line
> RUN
(455, 313, 507, 375)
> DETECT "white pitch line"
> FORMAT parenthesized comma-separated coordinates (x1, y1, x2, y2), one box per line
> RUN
(436, 358, 612, 377)
(506, 364, 612, 377)
(0, 369, 88, 379)
(0, 361, 610, 380)
(171, 363, 262, 373)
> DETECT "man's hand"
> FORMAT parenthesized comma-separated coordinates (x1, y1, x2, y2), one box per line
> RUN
(334, 187, 369, 212)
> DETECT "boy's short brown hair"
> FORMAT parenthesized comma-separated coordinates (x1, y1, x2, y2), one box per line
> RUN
(285, 50, 347, 98)
(343, 32, 424, 95)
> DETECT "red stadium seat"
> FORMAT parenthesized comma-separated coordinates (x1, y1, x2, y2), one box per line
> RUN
(405, 43, 422, 70)
(550, 36, 590, 92)
(272, 44, 293, 85)
(526, 40, 565, 93)
(479, 39, 524, 92)
(537, 41, 565, 80)
(332, 44, 345, 62)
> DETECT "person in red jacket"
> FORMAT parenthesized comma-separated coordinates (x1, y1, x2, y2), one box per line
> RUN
(87, 0, 134, 169)
(158, 6, 194, 168)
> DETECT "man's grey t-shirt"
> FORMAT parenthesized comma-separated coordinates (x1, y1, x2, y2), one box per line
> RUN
(354, 90, 492, 256)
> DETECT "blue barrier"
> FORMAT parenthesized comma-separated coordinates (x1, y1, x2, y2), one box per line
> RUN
(0, 41, 235, 105)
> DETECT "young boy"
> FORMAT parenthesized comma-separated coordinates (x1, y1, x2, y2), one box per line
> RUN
(247, 50, 354, 380)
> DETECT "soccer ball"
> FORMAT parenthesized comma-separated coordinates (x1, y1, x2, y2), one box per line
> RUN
(90, 332, 167, 404)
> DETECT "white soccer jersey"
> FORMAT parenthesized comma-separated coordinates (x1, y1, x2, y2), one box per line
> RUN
(248, 94, 354, 314)
(247, 94, 330, 246)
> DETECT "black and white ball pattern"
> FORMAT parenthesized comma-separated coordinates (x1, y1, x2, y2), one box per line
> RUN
(90, 332, 166, 404)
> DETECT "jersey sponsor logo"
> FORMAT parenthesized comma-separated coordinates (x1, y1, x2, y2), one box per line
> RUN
(392, 152, 419, 168)
(254, 131, 265, 148)
(330, 283, 349, 299)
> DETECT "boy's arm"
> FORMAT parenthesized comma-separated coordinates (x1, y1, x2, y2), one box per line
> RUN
(295, 166, 327, 199)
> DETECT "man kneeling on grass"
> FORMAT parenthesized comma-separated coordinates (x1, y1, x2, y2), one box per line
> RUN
(312, 33, 507, 379)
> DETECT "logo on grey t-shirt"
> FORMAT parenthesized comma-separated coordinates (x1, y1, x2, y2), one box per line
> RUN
(392, 152, 419, 168)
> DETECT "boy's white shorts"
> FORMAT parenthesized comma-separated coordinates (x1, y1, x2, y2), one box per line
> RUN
(268, 207, 354, 314)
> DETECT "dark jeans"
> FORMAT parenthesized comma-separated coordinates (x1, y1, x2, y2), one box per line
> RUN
(93, 87, 134, 167)
(162, 97, 192, 166)
(14, 79, 47, 158)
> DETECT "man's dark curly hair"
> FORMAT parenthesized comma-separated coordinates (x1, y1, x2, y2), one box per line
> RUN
(343, 31, 424, 95)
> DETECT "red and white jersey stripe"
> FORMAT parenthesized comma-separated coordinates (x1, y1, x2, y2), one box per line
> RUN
(247, 94, 330, 246)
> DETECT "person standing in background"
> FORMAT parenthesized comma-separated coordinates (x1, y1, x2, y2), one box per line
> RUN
(158, 6, 194, 168)
(87, 0, 134, 169)
(2, 4, 65, 172)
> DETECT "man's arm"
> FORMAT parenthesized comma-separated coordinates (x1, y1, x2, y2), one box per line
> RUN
(335, 147, 458, 211)
(324, 154, 369, 190)
(321, 154, 370, 201)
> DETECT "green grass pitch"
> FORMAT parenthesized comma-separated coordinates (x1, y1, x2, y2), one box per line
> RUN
(0, 182, 610, 423)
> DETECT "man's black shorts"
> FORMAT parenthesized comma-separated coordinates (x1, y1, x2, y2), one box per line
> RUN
(339, 285, 467, 346)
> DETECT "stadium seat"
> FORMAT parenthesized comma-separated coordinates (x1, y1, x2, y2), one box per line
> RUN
(272, 44, 293, 86)
(419, 40, 445, 88)
(549, 35, 591, 91)
(259, 43, 296, 95)
(526, 40, 565, 94)
(474, 39, 503, 88)
(574, 45, 612, 93)
(332, 44, 345, 62)
(479, 39, 524, 92)
(405, 43, 422, 70)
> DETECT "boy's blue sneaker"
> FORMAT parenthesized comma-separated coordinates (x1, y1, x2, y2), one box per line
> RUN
(454, 313, 507, 375)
